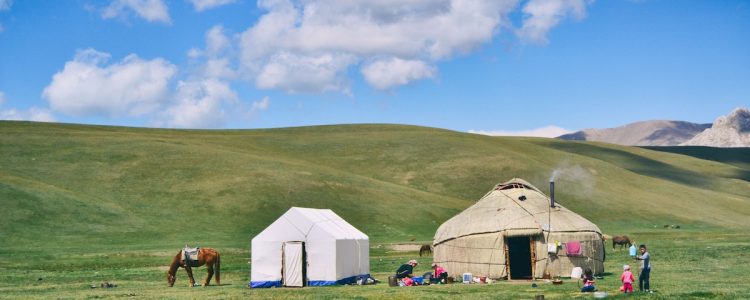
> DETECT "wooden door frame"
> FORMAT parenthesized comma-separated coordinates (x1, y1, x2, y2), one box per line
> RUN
(504, 236, 536, 280)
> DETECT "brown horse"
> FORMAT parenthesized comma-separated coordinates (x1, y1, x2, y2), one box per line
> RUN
(167, 248, 221, 287)
(612, 235, 632, 250)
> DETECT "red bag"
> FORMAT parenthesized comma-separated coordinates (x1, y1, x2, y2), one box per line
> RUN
(402, 277, 414, 286)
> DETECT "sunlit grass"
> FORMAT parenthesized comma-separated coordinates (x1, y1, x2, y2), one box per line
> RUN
(1, 121, 749, 298)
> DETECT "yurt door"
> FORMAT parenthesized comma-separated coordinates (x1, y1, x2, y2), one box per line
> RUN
(507, 237, 533, 279)
(282, 241, 305, 287)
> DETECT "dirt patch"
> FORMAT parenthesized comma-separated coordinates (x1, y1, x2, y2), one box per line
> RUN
(389, 244, 422, 252)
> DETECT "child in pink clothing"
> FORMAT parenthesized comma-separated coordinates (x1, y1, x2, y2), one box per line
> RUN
(621, 264, 635, 293)
(431, 263, 448, 284)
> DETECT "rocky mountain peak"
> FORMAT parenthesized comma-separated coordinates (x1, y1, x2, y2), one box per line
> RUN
(680, 107, 750, 147)
(715, 107, 750, 132)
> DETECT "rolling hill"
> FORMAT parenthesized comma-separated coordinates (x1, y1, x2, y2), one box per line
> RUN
(1, 121, 749, 251)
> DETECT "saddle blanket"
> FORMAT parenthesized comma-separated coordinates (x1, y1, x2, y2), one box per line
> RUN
(182, 247, 200, 262)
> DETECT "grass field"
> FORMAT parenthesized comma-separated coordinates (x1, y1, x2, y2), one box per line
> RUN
(1, 121, 749, 299)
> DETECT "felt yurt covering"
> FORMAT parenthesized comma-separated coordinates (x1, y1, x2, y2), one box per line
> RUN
(433, 178, 605, 279)
(250, 207, 369, 288)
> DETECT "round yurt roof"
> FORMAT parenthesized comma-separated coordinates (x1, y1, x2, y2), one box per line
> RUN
(433, 178, 602, 245)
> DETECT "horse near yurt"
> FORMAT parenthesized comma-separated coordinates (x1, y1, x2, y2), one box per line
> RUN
(611, 235, 632, 250)
(167, 247, 221, 287)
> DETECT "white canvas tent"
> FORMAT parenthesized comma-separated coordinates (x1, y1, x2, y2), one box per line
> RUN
(250, 207, 370, 288)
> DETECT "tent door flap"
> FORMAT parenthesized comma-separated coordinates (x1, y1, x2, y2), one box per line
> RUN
(506, 236, 533, 279)
(282, 241, 305, 287)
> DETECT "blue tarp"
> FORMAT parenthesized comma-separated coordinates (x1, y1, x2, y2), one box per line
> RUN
(249, 280, 281, 288)
(250, 274, 370, 288)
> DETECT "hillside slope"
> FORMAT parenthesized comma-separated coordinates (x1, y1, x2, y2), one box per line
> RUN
(1, 121, 749, 249)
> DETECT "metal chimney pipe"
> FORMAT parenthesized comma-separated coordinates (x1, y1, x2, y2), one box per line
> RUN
(550, 181, 555, 208)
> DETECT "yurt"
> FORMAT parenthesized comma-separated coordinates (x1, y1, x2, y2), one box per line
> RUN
(250, 207, 369, 288)
(433, 178, 604, 279)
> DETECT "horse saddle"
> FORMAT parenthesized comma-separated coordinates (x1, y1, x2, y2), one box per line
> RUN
(182, 246, 200, 266)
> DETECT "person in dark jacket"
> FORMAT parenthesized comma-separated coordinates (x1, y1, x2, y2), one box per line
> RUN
(396, 260, 418, 279)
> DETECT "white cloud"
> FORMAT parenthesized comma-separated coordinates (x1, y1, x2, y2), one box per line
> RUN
(188, 26, 237, 80)
(469, 125, 573, 138)
(251, 96, 270, 112)
(0, 0, 12, 11)
(102, 0, 171, 23)
(517, 0, 590, 44)
(239, 0, 519, 93)
(239, 0, 593, 93)
(155, 26, 245, 128)
(0, 0, 10, 32)
(190, 0, 236, 12)
(0, 107, 56, 122)
(187, 48, 202, 59)
(361, 57, 436, 90)
(42, 48, 177, 117)
(159, 79, 237, 128)
(0, 91, 56, 122)
(255, 52, 355, 94)
(206, 25, 230, 57)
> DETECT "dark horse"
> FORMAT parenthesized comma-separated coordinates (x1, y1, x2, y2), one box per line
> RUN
(419, 244, 432, 257)
(167, 248, 221, 287)
(612, 235, 632, 250)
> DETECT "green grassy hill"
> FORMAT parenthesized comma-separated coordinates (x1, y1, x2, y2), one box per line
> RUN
(2, 121, 750, 298)
(2, 121, 749, 247)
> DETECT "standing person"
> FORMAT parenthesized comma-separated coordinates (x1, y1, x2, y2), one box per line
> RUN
(634, 244, 651, 293)
(431, 263, 448, 284)
(580, 268, 596, 292)
(620, 265, 634, 293)
(396, 260, 418, 285)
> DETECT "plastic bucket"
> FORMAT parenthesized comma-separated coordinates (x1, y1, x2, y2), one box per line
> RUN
(462, 273, 472, 284)
(570, 267, 583, 279)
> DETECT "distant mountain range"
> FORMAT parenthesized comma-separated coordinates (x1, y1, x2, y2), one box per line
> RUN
(558, 107, 750, 147)
(681, 108, 750, 147)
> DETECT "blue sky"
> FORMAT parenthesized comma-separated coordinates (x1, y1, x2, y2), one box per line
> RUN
(0, 0, 748, 136)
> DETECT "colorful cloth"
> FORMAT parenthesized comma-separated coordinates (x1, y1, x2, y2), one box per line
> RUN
(434, 266, 446, 278)
(401, 277, 414, 286)
(566, 241, 582, 256)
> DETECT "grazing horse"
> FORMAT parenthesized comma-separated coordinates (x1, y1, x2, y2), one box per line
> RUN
(167, 248, 221, 287)
(611, 236, 632, 250)
(419, 244, 432, 257)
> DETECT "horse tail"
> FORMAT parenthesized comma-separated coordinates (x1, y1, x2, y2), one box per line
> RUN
(215, 251, 221, 285)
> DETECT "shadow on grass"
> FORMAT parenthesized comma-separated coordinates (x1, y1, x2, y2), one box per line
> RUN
(547, 143, 716, 188)
(644, 146, 750, 182)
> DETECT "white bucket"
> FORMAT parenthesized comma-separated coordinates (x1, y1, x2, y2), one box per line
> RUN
(462, 273, 472, 284)
(570, 267, 582, 279)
